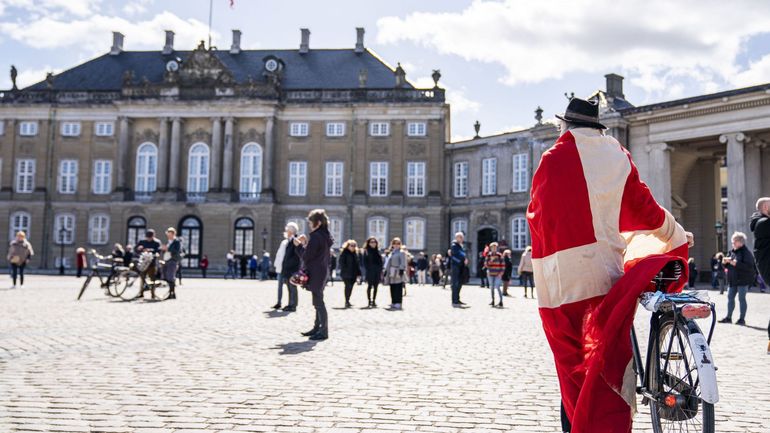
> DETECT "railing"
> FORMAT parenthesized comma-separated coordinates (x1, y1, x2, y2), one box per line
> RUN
(239, 192, 261, 202)
(283, 88, 445, 103)
(185, 192, 207, 203)
(134, 191, 154, 202)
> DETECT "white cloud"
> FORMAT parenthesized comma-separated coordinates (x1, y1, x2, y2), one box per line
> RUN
(731, 54, 770, 88)
(123, 0, 153, 16)
(0, 0, 99, 17)
(411, 76, 481, 114)
(377, 0, 770, 98)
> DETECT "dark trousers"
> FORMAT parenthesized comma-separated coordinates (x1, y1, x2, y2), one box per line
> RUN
(11, 263, 25, 286)
(561, 401, 571, 432)
(201, 268, 207, 278)
(311, 289, 328, 336)
(77, 266, 84, 278)
(431, 271, 440, 285)
(451, 267, 463, 304)
(367, 281, 379, 302)
(250, 268, 257, 279)
(390, 283, 404, 305)
(343, 278, 356, 303)
(164, 259, 178, 292)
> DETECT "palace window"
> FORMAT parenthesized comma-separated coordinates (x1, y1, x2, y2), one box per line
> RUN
(289, 122, 309, 137)
(95, 122, 114, 137)
(179, 216, 202, 268)
(369, 162, 388, 196)
(15, 159, 35, 193)
(369, 122, 390, 137)
(325, 161, 344, 197)
(407, 122, 427, 137)
(88, 213, 110, 245)
(326, 122, 345, 137)
(58, 160, 78, 194)
(9, 211, 31, 241)
(453, 161, 468, 198)
(404, 217, 426, 250)
(286, 217, 306, 234)
(54, 213, 76, 245)
(234, 217, 254, 256)
(135, 143, 157, 193)
(19, 121, 38, 136)
(482, 157, 497, 196)
(92, 160, 112, 195)
(511, 216, 528, 250)
(513, 153, 529, 192)
(239, 143, 263, 200)
(126, 216, 146, 247)
(61, 122, 81, 137)
(406, 161, 426, 197)
(187, 143, 210, 193)
(367, 217, 388, 248)
(452, 218, 468, 237)
(288, 161, 307, 196)
(329, 217, 343, 249)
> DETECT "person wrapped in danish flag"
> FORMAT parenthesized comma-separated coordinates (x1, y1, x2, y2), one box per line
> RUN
(526, 97, 693, 433)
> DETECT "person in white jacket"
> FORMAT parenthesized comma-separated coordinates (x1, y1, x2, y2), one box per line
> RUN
(272, 224, 292, 309)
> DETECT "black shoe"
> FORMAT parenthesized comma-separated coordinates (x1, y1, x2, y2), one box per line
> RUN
(345, 302, 352, 309)
(272, 303, 282, 310)
(309, 332, 328, 341)
(371, 302, 377, 308)
(168, 292, 176, 300)
(719, 317, 732, 324)
(282, 306, 296, 312)
(489, 301, 495, 306)
(735, 319, 746, 325)
(458, 301, 467, 305)
(497, 302, 503, 308)
(301, 328, 320, 336)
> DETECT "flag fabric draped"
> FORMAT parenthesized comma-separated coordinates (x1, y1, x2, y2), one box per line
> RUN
(527, 128, 689, 433)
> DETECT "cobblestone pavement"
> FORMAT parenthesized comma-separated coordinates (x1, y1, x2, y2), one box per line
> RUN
(1, 276, 768, 432)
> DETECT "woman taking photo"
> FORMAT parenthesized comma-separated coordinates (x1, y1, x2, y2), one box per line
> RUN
(296, 209, 334, 340)
(339, 239, 361, 308)
(363, 237, 384, 308)
(383, 237, 407, 310)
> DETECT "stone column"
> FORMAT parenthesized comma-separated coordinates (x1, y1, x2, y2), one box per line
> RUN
(117, 116, 131, 190)
(263, 117, 275, 194)
(744, 139, 762, 229)
(210, 117, 222, 191)
(645, 142, 672, 211)
(720, 132, 749, 244)
(223, 117, 235, 191)
(169, 117, 182, 190)
(157, 117, 170, 191)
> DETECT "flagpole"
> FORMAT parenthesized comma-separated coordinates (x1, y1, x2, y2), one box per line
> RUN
(208, 0, 213, 48)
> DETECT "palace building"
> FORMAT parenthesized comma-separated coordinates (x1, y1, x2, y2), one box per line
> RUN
(0, 28, 448, 270)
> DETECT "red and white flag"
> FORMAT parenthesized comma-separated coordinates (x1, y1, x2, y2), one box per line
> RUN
(527, 128, 689, 433)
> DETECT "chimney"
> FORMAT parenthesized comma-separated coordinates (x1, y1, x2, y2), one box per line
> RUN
(230, 29, 242, 54)
(355, 27, 365, 54)
(605, 73, 624, 99)
(110, 31, 124, 55)
(299, 28, 310, 54)
(162, 30, 175, 55)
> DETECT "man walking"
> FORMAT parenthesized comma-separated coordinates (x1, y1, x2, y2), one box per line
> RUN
(450, 232, 468, 307)
(161, 227, 181, 300)
(752, 198, 770, 353)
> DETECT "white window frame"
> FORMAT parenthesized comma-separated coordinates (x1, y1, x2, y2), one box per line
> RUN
(289, 122, 309, 137)
(61, 122, 81, 137)
(513, 153, 529, 193)
(369, 162, 388, 197)
(325, 161, 344, 197)
(54, 213, 76, 245)
(187, 142, 210, 193)
(367, 217, 388, 248)
(58, 160, 78, 194)
(406, 161, 426, 197)
(19, 121, 38, 137)
(288, 161, 307, 196)
(15, 159, 35, 193)
(511, 216, 528, 251)
(369, 122, 390, 137)
(94, 122, 115, 137)
(0, 120, 5, 136)
(135, 142, 157, 193)
(325, 122, 345, 137)
(453, 161, 468, 198)
(88, 213, 110, 245)
(452, 218, 468, 237)
(329, 217, 343, 249)
(9, 211, 31, 241)
(407, 121, 427, 137)
(239, 143, 263, 197)
(482, 157, 497, 196)
(404, 217, 426, 250)
(286, 217, 306, 235)
(92, 160, 112, 195)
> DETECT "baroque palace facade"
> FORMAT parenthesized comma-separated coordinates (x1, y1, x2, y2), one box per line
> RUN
(0, 29, 449, 269)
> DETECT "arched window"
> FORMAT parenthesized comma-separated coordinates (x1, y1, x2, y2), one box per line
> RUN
(135, 142, 157, 193)
(367, 217, 388, 248)
(179, 216, 202, 268)
(88, 213, 110, 245)
(126, 216, 146, 247)
(187, 143, 210, 194)
(404, 217, 425, 250)
(9, 211, 31, 241)
(234, 217, 254, 256)
(240, 143, 262, 200)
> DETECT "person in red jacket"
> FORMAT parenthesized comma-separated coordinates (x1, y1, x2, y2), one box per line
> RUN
(484, 242, 505, 308)
(199, 255, 209, 278)
(75, 247, 88, 278)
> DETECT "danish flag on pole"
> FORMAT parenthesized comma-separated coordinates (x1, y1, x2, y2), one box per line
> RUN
(527, 128, 689, 432)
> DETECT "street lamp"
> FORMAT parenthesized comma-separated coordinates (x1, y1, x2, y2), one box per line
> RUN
(58, 227, 68, 275)
(714, 221, 723, 253)
(261, 227, 268, 252)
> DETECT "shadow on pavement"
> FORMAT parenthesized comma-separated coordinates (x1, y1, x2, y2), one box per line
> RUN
(271, 341, 318, 355)
(264, 310, 290, 318)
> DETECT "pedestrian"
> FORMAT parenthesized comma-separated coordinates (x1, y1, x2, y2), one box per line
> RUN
(160, 227, 181, 300)
(383, 237, 407, 310)
(248, 255, 258, 279)
(485, 242, 505, 307)
(276, 222, 301, 311)
(416, 252, 428, 286)
(363, 237, 384, 307)
(441, 250, 450, 289)
(112, 243, 125, 263)
(502, 249, 513, 297)
(339, 239, 362, 308)
(124, 245, 134, 267)
(239, 255, 248, 279)
(687, 257, 698, 288)
(710, 253, 724, 293)
(450, 232, 468, 307)
(224, 250, 236, 279)
(749, 198, 770, 352)
(261, 252, 271, 280)
(297, 209, 334, 341)
(328, 249, 337, 286)
(75, 247, 87, 278)
(720, 232, 756, 326)
(518, 246, 535, 298)
(199, 254, 209, 278)
(137, 229, 161, 253)
(7, 231, 33, 288)
(429, 254, 441, 286)
(478, 251, 488, 288)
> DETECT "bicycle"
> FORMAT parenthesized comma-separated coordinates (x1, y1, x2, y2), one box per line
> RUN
(76, 250, 130, 300)
(119, 251, 171, 301)
(632, 264, 719, 433)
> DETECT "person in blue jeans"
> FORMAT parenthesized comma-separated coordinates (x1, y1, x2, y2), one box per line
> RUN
(719, 231, 756, 326)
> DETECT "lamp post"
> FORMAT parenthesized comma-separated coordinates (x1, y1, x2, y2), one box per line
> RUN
(261, 227, 268, 252)
(58, 227, 67, 275)
(714, 221, 723, 253)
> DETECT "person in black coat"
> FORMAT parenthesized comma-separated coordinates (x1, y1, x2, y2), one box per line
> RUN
(501, 249, 513, 297)
(363, 237, 384, 307)
(719, 231, 756, 325)
(280, 223, 301, 312)
(749, 197, 770, 349)
(338, 239, 362, 308)
(296, 209, 334, 340)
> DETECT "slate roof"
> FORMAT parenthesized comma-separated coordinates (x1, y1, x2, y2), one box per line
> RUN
(24, 49, 408, 91)
(619, 82, 770, 115)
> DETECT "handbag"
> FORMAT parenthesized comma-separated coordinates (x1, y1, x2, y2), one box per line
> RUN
(290, 269, 309, 288)
(10, 255, 22, 265)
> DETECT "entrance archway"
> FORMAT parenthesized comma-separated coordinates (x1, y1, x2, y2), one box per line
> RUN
(476, 227, 498, 274)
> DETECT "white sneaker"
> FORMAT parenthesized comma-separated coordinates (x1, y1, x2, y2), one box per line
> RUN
(11, 284, 16, 289)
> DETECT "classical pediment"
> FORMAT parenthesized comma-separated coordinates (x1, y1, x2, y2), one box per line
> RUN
(177, 41, 235, 87)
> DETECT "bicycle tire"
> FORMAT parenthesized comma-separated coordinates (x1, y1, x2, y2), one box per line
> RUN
(118, 271, 143, 301)
(76, 275, 92, 300)
(109, 270, 129, 297)
(150, 279, 171, 301)
(649, 313, 715, 433)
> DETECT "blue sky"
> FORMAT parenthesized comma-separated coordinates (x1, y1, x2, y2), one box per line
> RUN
(1, 0, 769, 141)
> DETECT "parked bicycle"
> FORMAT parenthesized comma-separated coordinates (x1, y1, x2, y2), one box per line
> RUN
(76, 250, 131, 300)
(119, 251, 171, 301)
(633, 262, 718, 433)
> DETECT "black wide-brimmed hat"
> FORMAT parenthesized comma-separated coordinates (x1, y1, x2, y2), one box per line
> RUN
(556, 97, 606, 129)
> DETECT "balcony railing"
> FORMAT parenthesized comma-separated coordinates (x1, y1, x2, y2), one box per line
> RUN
(239, 192, 261, 202)
(134, 191, 154, 202)
(186, 192, 207, 203)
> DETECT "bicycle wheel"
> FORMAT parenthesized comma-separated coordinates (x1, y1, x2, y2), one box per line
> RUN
(76, 274, 93, 300)
(149, 279, 171, 301)
(109, 269, 131, 297)
(119, 271, 143, 301)
(649, 313, 715, 433)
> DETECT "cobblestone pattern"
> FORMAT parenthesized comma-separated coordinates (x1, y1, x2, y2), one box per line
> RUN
(0, 276, 768, 432)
